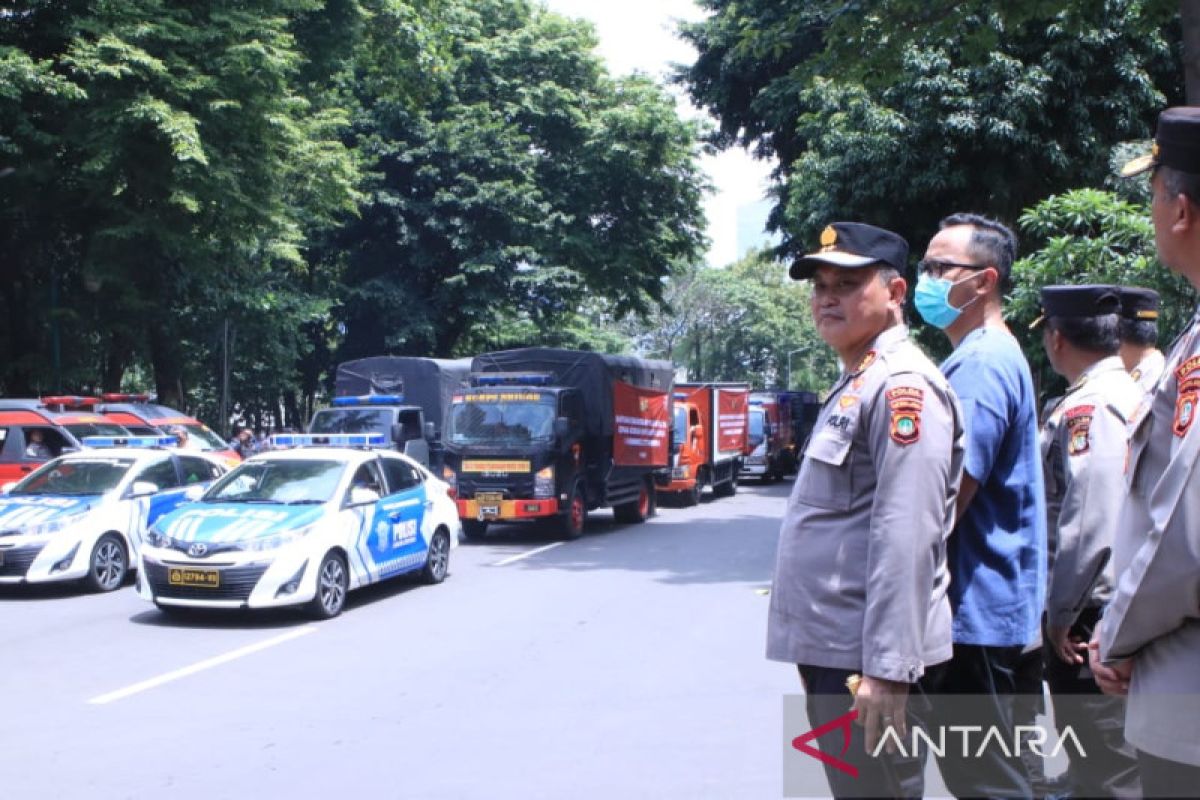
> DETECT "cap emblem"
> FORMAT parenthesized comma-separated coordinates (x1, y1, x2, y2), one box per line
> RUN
(819, 225, 838, 252)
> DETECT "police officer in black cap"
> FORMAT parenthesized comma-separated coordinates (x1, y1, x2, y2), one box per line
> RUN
(768, 221, 964, 798)
(1097, 106, 1200, 794)
(1035, 285, 1142, 797)
(1116, 286, 1164, 392)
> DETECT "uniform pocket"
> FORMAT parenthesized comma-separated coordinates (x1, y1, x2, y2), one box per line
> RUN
(795, 431, 853, 511)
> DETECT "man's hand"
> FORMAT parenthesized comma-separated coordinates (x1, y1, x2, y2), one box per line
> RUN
(1049, 625, 1088, 665)
(851, 675, 909, 754)
(1088, 635, 1132, 696)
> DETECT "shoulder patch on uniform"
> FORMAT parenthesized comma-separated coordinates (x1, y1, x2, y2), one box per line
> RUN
(854, 350, 878, 374)
(1064, 406, 1093, 456)
(889, 408, 921, 445)
(1174, 390, 1198, 437)
(885, 386, 925, 410)
(1176, 355, 1200, 382)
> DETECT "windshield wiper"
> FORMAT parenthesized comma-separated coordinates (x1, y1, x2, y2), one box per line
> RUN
(284, 499, 325, 505)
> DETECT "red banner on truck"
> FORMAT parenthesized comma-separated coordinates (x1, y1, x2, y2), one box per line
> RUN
(717, 389, 749, 454)
(612, 381, 670, 467)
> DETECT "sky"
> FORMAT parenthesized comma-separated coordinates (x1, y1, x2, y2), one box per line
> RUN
(540, 0, 776, 267)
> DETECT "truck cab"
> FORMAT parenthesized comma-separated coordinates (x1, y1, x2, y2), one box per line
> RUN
(662, 382, 749, 505)
(307, 394, 432, 466)
(739, 392, 796, 482)
(0, 397, 133, 482)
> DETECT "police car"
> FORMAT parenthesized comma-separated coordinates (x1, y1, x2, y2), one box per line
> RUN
(137, 433, 460, 619)
(0, 436, 228, 591)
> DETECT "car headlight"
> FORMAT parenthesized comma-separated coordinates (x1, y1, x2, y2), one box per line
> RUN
(145, 526, 173, 548)
(236, 523, 316, 552)
(23, 511, 90, 539)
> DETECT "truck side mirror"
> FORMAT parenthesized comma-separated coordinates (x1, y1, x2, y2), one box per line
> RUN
(553, 417, 570, 439)
(391, 423, 404, 444)
(424, 421, 437, 441)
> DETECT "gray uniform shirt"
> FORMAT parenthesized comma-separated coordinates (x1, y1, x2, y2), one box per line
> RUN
(767, 324, 964, 683)
(1101, 306, 1200, 766)
(1040, 356, 1140, 629)
(1130, 349, 1166, 395)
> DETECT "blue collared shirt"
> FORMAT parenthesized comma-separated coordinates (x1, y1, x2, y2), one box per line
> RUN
(941, 327, 1047, 647)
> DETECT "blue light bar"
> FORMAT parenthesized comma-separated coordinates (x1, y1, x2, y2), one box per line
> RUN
(749, 398, 765, 405)
(82, 435, 177, 449)
(473, 373, 553, 387)
(331, 394, 405, 407)
(270, 433, 388, 449)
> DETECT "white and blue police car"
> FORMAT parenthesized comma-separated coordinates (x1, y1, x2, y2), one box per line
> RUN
(137, 433, 460, 619)
(0, 436, 228, 591)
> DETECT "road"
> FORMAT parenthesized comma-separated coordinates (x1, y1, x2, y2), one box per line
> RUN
(1, 481, 796, 799)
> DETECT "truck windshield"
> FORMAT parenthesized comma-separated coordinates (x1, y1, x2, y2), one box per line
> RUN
(309, 408, 391, 436)
(446, 396, 556, 445)
(748, 408, 766, 447)
(673, 406, 687, 447)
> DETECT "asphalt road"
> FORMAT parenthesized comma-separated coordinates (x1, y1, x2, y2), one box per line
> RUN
(1, 480, 797, 800)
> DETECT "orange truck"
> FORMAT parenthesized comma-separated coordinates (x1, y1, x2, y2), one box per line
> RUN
(662, 382, 750, 505)
(739, 391, 797, 483)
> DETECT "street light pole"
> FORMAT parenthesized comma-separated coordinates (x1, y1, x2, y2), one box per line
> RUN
(786, 347, 809, 390)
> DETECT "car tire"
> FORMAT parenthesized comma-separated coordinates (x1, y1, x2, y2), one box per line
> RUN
(84, 533, 128, 592)
(614, 480, 655, 523)
(307, 551, 349, 620)
(559, 482, 587, 540)
(421, 528, 451, 585)
(714, 470, 738, 498)
(461, 520, 488, 541)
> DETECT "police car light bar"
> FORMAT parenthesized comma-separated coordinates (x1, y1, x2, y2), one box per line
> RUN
(82, 435, 177, 449)
(41, 395, 99, 408)
(331, 394, 405, 407)
(472, 373, 553, 386)
(100, 392, 154, 403)
(270, 433, 388, 448)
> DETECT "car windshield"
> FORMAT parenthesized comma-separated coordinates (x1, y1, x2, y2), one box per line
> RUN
(182, 423, 227, 450)
(748, 408, 766, 447)
(64, 422, 130, 439)
(309, 408, 392, 436)
(12, 457, 135, 496)
(445, 396, 556, 445)
(204, 459, 345, 504)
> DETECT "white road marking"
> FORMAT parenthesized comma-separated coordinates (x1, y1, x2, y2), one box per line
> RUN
(86, 625, 318, 705)
(491, 542, 565, 567)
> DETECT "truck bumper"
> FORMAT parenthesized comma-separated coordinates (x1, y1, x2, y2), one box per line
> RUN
(457, 498, 560, 522)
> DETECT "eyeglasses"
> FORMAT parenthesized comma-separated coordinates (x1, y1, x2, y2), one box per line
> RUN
(917, 258, 986, 279)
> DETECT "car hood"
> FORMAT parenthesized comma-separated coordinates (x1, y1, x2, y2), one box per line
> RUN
(0, 495, 98, 531)
(154, 503, 328, 543)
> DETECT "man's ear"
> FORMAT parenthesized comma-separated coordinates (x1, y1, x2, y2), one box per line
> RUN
(888, 275, 908, 307)
(977, 266, 1001, 295)
(1174, 192, 1198, 235)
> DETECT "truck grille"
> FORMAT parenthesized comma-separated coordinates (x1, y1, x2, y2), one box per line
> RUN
(144, 561, 269, 602)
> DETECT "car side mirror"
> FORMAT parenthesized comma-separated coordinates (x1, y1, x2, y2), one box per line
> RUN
(424, 421, 436, 441)
(553, 417, 570, 439)
(129, 481, 159, 498)
(183, 485, 206, 502)
(391, 423, 404, 444)
(347, 486, 380, 506)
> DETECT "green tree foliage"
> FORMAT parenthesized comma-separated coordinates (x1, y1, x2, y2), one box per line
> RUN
(636, 250, 840, 390)
(1009, 187, 1195, 395)
(678, 0, 1182, 259)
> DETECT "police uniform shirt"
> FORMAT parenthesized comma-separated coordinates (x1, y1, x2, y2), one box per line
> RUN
(1101, 304, 1200, 766)
(767, 324, 965, 683)
(1130, 349, 1166, 395)
(1040, 357, 1140, 628)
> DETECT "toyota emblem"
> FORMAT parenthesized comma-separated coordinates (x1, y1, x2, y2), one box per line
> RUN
(187, 542, 208, 557)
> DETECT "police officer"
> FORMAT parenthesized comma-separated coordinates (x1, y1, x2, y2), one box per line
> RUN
(1035, 285, 1141, 796)
(1117, 286, 1165, 392)
(1095, 106, 1200, 794)
(768, 222, 964, 798)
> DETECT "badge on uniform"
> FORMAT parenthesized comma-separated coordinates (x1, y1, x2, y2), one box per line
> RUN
(886, 386, 924, 445)
(854, 350, 877, 374)
(1064, 405, 1094, 456)
(1174, 357, 1200, 437)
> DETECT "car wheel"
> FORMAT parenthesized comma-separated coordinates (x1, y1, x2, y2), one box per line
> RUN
(307, 551, 348, 620)
(461, 520, 488, 541)
(614, 480, 655, 523)
(714, 470, 738, 498)
(559, 482, 587, 540)
(85, 533, 127, 592)
(422, 529, 451, 585)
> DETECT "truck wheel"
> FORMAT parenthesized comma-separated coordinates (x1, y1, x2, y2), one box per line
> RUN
(461, 520, 488, 541)
(683, 477, 701, 507)
(713, 470, 738, 498)
(558, 482, 587, 540)
(614, 480, 656, 523)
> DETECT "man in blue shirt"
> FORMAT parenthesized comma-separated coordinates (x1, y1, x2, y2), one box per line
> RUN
(916, 213, 1047, 797)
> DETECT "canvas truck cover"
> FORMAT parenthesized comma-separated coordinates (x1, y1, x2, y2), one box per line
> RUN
(334, 357, 472, 430)
(470, 348, 674, 446)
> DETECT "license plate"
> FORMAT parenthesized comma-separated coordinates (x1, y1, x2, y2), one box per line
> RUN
(480, 505, 500, 518)
(476, 492, 504, 503)
(168, 568, 219, 588)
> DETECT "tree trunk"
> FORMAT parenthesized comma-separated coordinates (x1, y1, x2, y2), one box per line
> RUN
(1183, 0, 1200, 104)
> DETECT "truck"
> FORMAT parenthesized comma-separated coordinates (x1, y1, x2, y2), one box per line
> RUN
(783, 390, 822, 456)
(661, 382, 750, 505)
(307, 356, 472, 468)
(739, 391, 797, 482)
(441, 348, 674, 540)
